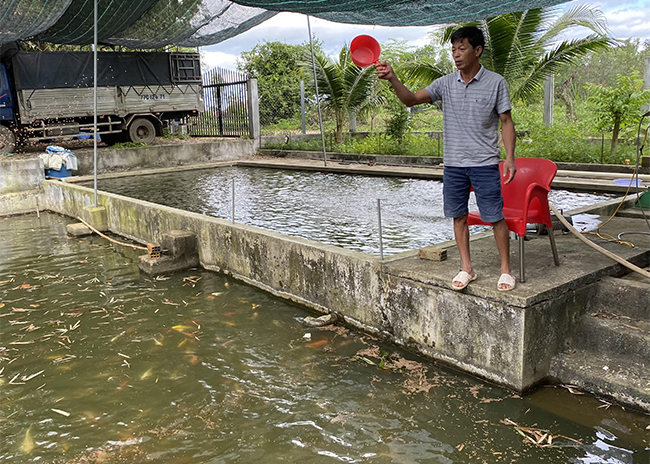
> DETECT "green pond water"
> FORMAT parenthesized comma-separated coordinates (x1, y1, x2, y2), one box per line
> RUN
(89, 166, 614, 256)
(0, 213, 648, 464)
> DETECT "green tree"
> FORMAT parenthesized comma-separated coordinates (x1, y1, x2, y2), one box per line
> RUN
(586, 72, 650, 157)
(555, 39, 650, 121)
(237, 41, 313, 126)
(407, 5, 612, 103)
(303, 44, 384, 142)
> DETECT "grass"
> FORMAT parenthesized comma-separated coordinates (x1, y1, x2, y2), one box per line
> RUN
(262, 101, 642, 165)
(111, 142, 150, 149)
(266, 132, 443, 157)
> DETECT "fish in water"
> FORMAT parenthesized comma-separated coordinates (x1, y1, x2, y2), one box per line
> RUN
(21, 426, 35, 454)
(172, 325, 193, 332)
(307, 339, 329, 348)
(140, 368, 154, 380)
(111, 331, 126, 343)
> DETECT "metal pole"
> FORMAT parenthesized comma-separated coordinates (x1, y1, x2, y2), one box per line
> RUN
(306, 16, 327, 167)
(231, 177, 235, 223)
(300, 80, 306, 134)
(377, 199, 384, 260)
(93, 0, 98, 206)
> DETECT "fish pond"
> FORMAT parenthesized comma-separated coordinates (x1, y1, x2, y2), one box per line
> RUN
(90, 166, 614, 256)
(0, 213, 648, 463)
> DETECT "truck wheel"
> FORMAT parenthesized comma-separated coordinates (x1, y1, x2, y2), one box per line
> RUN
(128, 118, 156, 144)
(0, 126, 16, 154)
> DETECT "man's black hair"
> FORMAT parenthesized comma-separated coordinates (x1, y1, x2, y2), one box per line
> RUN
(450, 26, 485, 52)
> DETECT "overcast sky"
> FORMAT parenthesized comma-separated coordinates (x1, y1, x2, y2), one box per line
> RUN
(201, 0, 649, 70)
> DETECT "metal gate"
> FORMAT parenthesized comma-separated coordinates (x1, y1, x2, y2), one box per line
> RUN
(189, 67, 250, 137)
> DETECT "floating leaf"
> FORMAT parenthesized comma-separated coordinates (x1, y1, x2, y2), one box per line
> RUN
(21, 426, 35, 454)
(354, 356, 376, 366)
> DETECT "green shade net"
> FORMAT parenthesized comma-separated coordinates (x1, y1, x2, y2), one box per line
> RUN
(0, 0, 73, 43)
(312, 0, 565, 26)
(0, 0, 567, 47)
(36, 0, 161, 44)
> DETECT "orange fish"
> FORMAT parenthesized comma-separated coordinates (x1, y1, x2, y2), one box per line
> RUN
(223, 312, 236, 317)
(307, 339, 329, 348)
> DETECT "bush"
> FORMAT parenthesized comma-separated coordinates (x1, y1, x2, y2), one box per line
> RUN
(266, 132, 442, 157)
(265, 100, 638, 164)
(512, 100, 639, 164)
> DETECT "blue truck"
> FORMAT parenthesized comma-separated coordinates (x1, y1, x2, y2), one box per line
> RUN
(0, 48, 203, 153)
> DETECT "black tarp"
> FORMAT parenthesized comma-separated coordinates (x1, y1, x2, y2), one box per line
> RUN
(10, 52, 175, 90)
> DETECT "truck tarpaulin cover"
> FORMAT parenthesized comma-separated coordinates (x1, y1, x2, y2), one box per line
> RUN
(0, 0, 566, 48)
(11, 52, 174, 90)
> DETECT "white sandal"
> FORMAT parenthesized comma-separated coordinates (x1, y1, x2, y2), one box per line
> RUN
(497, 273, 516, 291)
(452, 270, 477, 290)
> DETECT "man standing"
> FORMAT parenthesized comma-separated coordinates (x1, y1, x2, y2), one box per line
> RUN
(375, 26, 517, 291)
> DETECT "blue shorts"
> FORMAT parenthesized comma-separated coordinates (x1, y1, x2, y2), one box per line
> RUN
(443, 165, 504, 223)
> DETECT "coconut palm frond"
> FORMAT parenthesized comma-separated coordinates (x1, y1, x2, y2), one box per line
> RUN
(487, 9, 544, 81)
(540, 4, 609, 43)
(345, 66, 377, 109)
(300, 45, 381, 141)
(400, 61, 446, 89)
(513, 35, 613, 101)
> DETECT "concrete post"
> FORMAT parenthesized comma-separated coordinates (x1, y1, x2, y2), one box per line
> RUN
(82, 205, 108, 232)
(247, 78, 261, 150)
(643, 56, 650, 113)
(349, 110, 357, 133)
(642, 57, 650, 169)
(300, 80, 306, 134)
(543, 74, 554, 127)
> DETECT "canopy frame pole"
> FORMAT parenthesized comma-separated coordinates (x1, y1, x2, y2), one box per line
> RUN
(306, 16, 327, 167)
(93, 0, 98, 206)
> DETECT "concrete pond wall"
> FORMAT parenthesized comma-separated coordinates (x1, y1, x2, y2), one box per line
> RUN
(74, 139, 257, 176)
(0, 157, 46, 215)
(0, 140, 256, 215)
(40, 179, 609, 392)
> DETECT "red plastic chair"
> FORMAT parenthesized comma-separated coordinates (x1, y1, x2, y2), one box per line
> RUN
(467, 158, 560, 282)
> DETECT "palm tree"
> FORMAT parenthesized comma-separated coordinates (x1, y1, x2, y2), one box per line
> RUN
(407, 5, 613, 102)
(303, 45, 384, 142)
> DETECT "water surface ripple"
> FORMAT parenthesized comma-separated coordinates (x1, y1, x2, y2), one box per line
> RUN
(0, 214, 647, 463)
(91, 167, 613, 256)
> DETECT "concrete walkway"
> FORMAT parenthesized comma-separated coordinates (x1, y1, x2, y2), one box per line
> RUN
(383, 215, 648, 306)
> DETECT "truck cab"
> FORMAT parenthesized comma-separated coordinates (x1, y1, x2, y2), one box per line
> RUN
(0, 63, 16, 153)
(0, 63, 14, 122)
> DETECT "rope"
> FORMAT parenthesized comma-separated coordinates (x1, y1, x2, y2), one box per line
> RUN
(582, 125, 649, 248)
(76, 216, 148, 251)
(549, 205, 650, 279)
